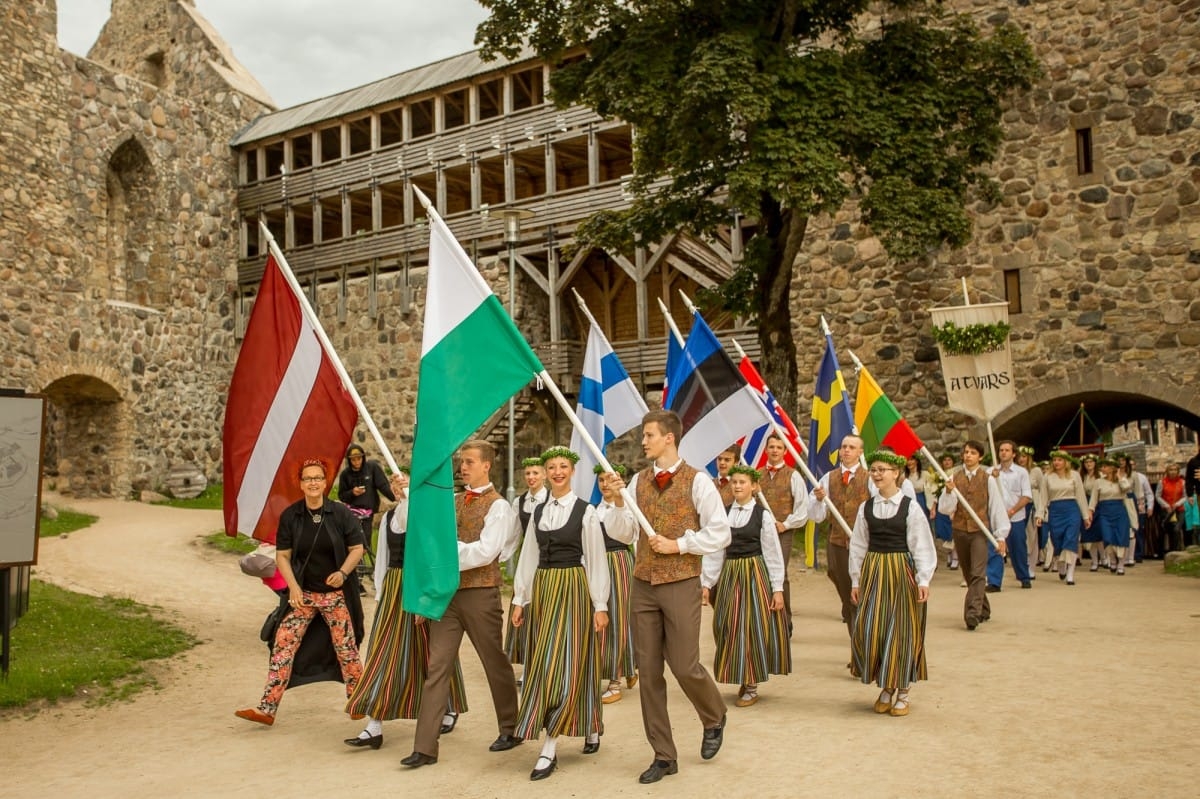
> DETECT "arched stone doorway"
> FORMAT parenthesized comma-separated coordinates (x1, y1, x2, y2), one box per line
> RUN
(41, 375, 129, 498)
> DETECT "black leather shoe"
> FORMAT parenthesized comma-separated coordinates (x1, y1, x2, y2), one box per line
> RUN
(489, 734, 523, 752)
(965, 616, 979, 630)
(638, 759, 678, 784)
(700, 713, 726, 760)
(985, 584, 1001, 593)
(343, 733, 383, 750)
(440, 711, 458, 735)
(400, 751, 437, 768)
(582, 739, 600, 755)
(1020, 581, 1032, 589)
(530, 756, 557, 781)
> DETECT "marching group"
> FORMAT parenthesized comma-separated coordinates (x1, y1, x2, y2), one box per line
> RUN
(233, 411, 1197, 784)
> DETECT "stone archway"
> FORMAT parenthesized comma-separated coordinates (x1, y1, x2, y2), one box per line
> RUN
(41, 374, 130, 498)
(988, 367, 1200, 451)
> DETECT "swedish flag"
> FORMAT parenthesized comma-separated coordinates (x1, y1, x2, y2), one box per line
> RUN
(807, 333, 855, 479)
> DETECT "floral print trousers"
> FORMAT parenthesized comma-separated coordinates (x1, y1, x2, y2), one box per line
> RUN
(258, 589, 362, 716)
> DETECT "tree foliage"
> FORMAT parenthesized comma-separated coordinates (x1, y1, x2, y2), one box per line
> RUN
(476, 0, 1039, 408)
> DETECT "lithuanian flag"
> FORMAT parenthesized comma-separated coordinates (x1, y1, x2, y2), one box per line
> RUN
(854, 364, 923, 458)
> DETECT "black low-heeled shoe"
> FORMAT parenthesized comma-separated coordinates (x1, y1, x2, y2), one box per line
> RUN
(343, 732, 383, 750)
(440, 711, 458, 735)
(582, 739, 600, 755)
(400, 751, 437, 768)
(530, 756, 557, 781)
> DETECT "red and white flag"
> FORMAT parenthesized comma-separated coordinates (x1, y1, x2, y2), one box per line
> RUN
(737, 356, 805, 468)
(222, 254, 358, 542)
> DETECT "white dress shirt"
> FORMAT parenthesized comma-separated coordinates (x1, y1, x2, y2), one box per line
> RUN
(600, 459, 732, 555)
(936, 468, 1012, 540)
(457, 483, 521, 571)
(994, 462, 1033, 523)
(701, 499, 785, 592)
(512, 492, 611, 610)
(849, 492, 938, 588)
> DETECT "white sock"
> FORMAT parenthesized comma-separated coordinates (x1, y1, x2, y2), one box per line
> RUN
(539, 735, 558, 761)
(585, 732, 599, 744)
(365, 717, 382, 737)
(1067, 562, 1076, 581)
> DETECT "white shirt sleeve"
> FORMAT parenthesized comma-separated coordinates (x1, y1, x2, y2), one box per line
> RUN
(986, 476, 1012, 540)
(779, 471, 810, 529)
(701, 547, 724, 589)
(759, 506, 786, 592)
(598, 473, 639, 544)
(848, 503, 869, 588)
(581, 504, 612, 610)
(678, 471, 733, 555)
(806, 473, 832, 522)
(906, 498, 938, 587)
(511, 514, 539, 607)
(458, 497, 517, 571)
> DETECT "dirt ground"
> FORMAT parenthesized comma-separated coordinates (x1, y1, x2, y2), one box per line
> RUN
(5, 495, 1197, 798)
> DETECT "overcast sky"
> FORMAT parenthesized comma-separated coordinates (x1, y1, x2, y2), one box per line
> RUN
(57, 0, 491, 109)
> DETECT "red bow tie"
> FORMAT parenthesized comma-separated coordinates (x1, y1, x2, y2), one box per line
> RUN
(719, 477, 729, 486)
(654, 471, 673, 490)
(465, 491, 487, 504)
(766, 465, 781, 474)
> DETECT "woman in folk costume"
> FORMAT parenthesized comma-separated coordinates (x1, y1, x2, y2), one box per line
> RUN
(510, 447, 610, 781)
(1078, 454, 1105, 569)
(343, 471, 468, 748)
(1089, 458, 1134, 575)
(1016, 446, 1046, 567)
(849, 451, 937, 717)
(1042, 451, 1091, 585)
(593, 462, 638, 705)
(700, 464, 790, 708)
(933, 452, 959, 568)
(505, 456, 549, 673)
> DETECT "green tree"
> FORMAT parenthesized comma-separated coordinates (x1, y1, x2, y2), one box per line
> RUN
(476, 0, 1039, 409)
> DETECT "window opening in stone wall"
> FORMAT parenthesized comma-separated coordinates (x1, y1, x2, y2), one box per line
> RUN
(319, 125, 341, 163)
(444, 88, 469, 130)
(292, 202, 314, 247)
(244, 148, 259, 183)
(1175, 426, 1197, 445)
(380, 106, 404, 147)
(1138, 420, 1160, 447)
(553, 137, 589, 191)
(410, 98, 435, 138)
(318, 197, 342, 242)
(108, 139, 160, 306)
(478, 76, 504, 120)
(142, 50, 166, 89)
(348, 116, 372, 156)
(291, 133, 313, 170)
(264, 141, 285, 179)
(478, 156, 506, 206)
(1075, 127, 1094, 175)
(512, 147, 546, 200)
(511, 67, 545, 111)
(348, 189, 373, 234)
(1003, 269, 1021, 315)
(380, 183, 405, 228)
(597, 126, 634, 181)
(443, 163, 472, 214)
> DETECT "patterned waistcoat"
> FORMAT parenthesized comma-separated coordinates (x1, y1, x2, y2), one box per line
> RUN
(759, 464, 795, 523)
(633, 463, 703, 585)
(715, 477, 735, 507)
(951, 470, 990, 534)
(456, 488, 502, 589)
(827, 468, 870, 548)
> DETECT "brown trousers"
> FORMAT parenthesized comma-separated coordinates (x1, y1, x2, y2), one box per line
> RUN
(631, 576, 726, 762)
(953, 529, 992, 624)
(413, 586, 517, 757)
(824, 540, 854, 637)
(778, 529, 794, 619)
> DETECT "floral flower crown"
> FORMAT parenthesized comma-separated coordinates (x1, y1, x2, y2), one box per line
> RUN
(1017, 445, 1035, 456)
(727, 464, 761, 482)
(593, 463, 628, 476)
(866, 451, 908, 469)
(539, 446, 580, 464)
(521, 457, 546, 468)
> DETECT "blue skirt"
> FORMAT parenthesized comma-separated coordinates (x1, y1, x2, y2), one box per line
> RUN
(1047, 499, 1081, 553)
(1094, 499, 1129, 548)
(934, 512, 954, 543)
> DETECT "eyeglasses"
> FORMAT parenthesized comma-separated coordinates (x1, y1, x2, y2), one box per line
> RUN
(868, 467, 897, 475)
(300, 475, 326, 483)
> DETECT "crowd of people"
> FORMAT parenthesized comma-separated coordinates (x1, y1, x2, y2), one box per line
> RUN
(233, 420, 1199, 783)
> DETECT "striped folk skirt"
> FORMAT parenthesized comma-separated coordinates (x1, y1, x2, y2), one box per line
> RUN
(598, 548, 636, 681)
(851, 551, 927, 691)
(514, 566, 602, 740)
(345, 568, 468, 720)
(710, 555, 791, 685)
(504, 603, 527, 665)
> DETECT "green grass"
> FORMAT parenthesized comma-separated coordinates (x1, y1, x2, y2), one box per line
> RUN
(151, 484, 223, 509)
(1164, 556, 1200, 578)
(0, 580, 198, 710)
(203, 530, 258, 555)
(39, 509, 99, 537)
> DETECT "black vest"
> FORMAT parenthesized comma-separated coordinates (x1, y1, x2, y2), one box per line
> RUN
(383, 508, 405, 569)
(600, 519, 631, 553)
(517, 490, 545, 532)
(533, 498, 589, 569)
(865, 496, 912, 554)
(726, 503, 766, 559)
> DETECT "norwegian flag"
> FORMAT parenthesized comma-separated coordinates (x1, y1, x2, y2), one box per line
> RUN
(737, 356, 804, 468)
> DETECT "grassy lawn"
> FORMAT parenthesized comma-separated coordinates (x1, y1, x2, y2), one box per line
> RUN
(151, 484, 223, 509)
(0, 580, 198, 711)
(1164, 555, 1200, 578)
(203, 530, 258, 555)
(39, 509, 99, 537)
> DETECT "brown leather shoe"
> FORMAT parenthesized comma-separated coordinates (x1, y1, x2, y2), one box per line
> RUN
(234, 708, 274, 726)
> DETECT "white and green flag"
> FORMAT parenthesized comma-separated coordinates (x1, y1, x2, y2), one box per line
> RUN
(402, 189, 543, 619)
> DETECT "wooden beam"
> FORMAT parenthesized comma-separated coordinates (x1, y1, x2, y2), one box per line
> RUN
(513, 252, 550, 294)
(557, 246, 592, 289)
(664, 253, 717, 288)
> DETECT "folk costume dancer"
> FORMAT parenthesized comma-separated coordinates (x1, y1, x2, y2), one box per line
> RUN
(506, 456, 549, 675)
(701, 465, 790, 709)
(760, 433, 810, 624)
(600, 410, 730, 785)
(849, 451, 937, 717)
(936, 440, 1010, 630)
(990, 440, 1034, 590)
(1016, 447, 1046, 566)
(344, 474, 468, 748)
(595, 463, 638, 705)
(510, 447, 610, 781)
(1089, 458, 1133, 576)
(714, 444, 739, 507)
(401, 440, 523, 769)
(1041, 451, 1091, 584)
(1078, 455, 1103, 567)
(934, 452, 960, 569)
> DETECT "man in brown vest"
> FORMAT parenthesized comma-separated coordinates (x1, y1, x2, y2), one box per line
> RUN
(808, 435, 871, 664)
(401, 440, 522, 768)
(714, 444, 739, 507)
(936, 439, 1010, 630)
(601, 410, 730, 785)
(759, 433, 810, 625)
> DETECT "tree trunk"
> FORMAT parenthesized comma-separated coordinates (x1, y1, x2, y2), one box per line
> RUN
(756, 199, 807, 417)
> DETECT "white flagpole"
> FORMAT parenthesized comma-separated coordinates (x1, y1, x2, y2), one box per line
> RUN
(258, 221, 401, 477)
(845, 348, 997, 546)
